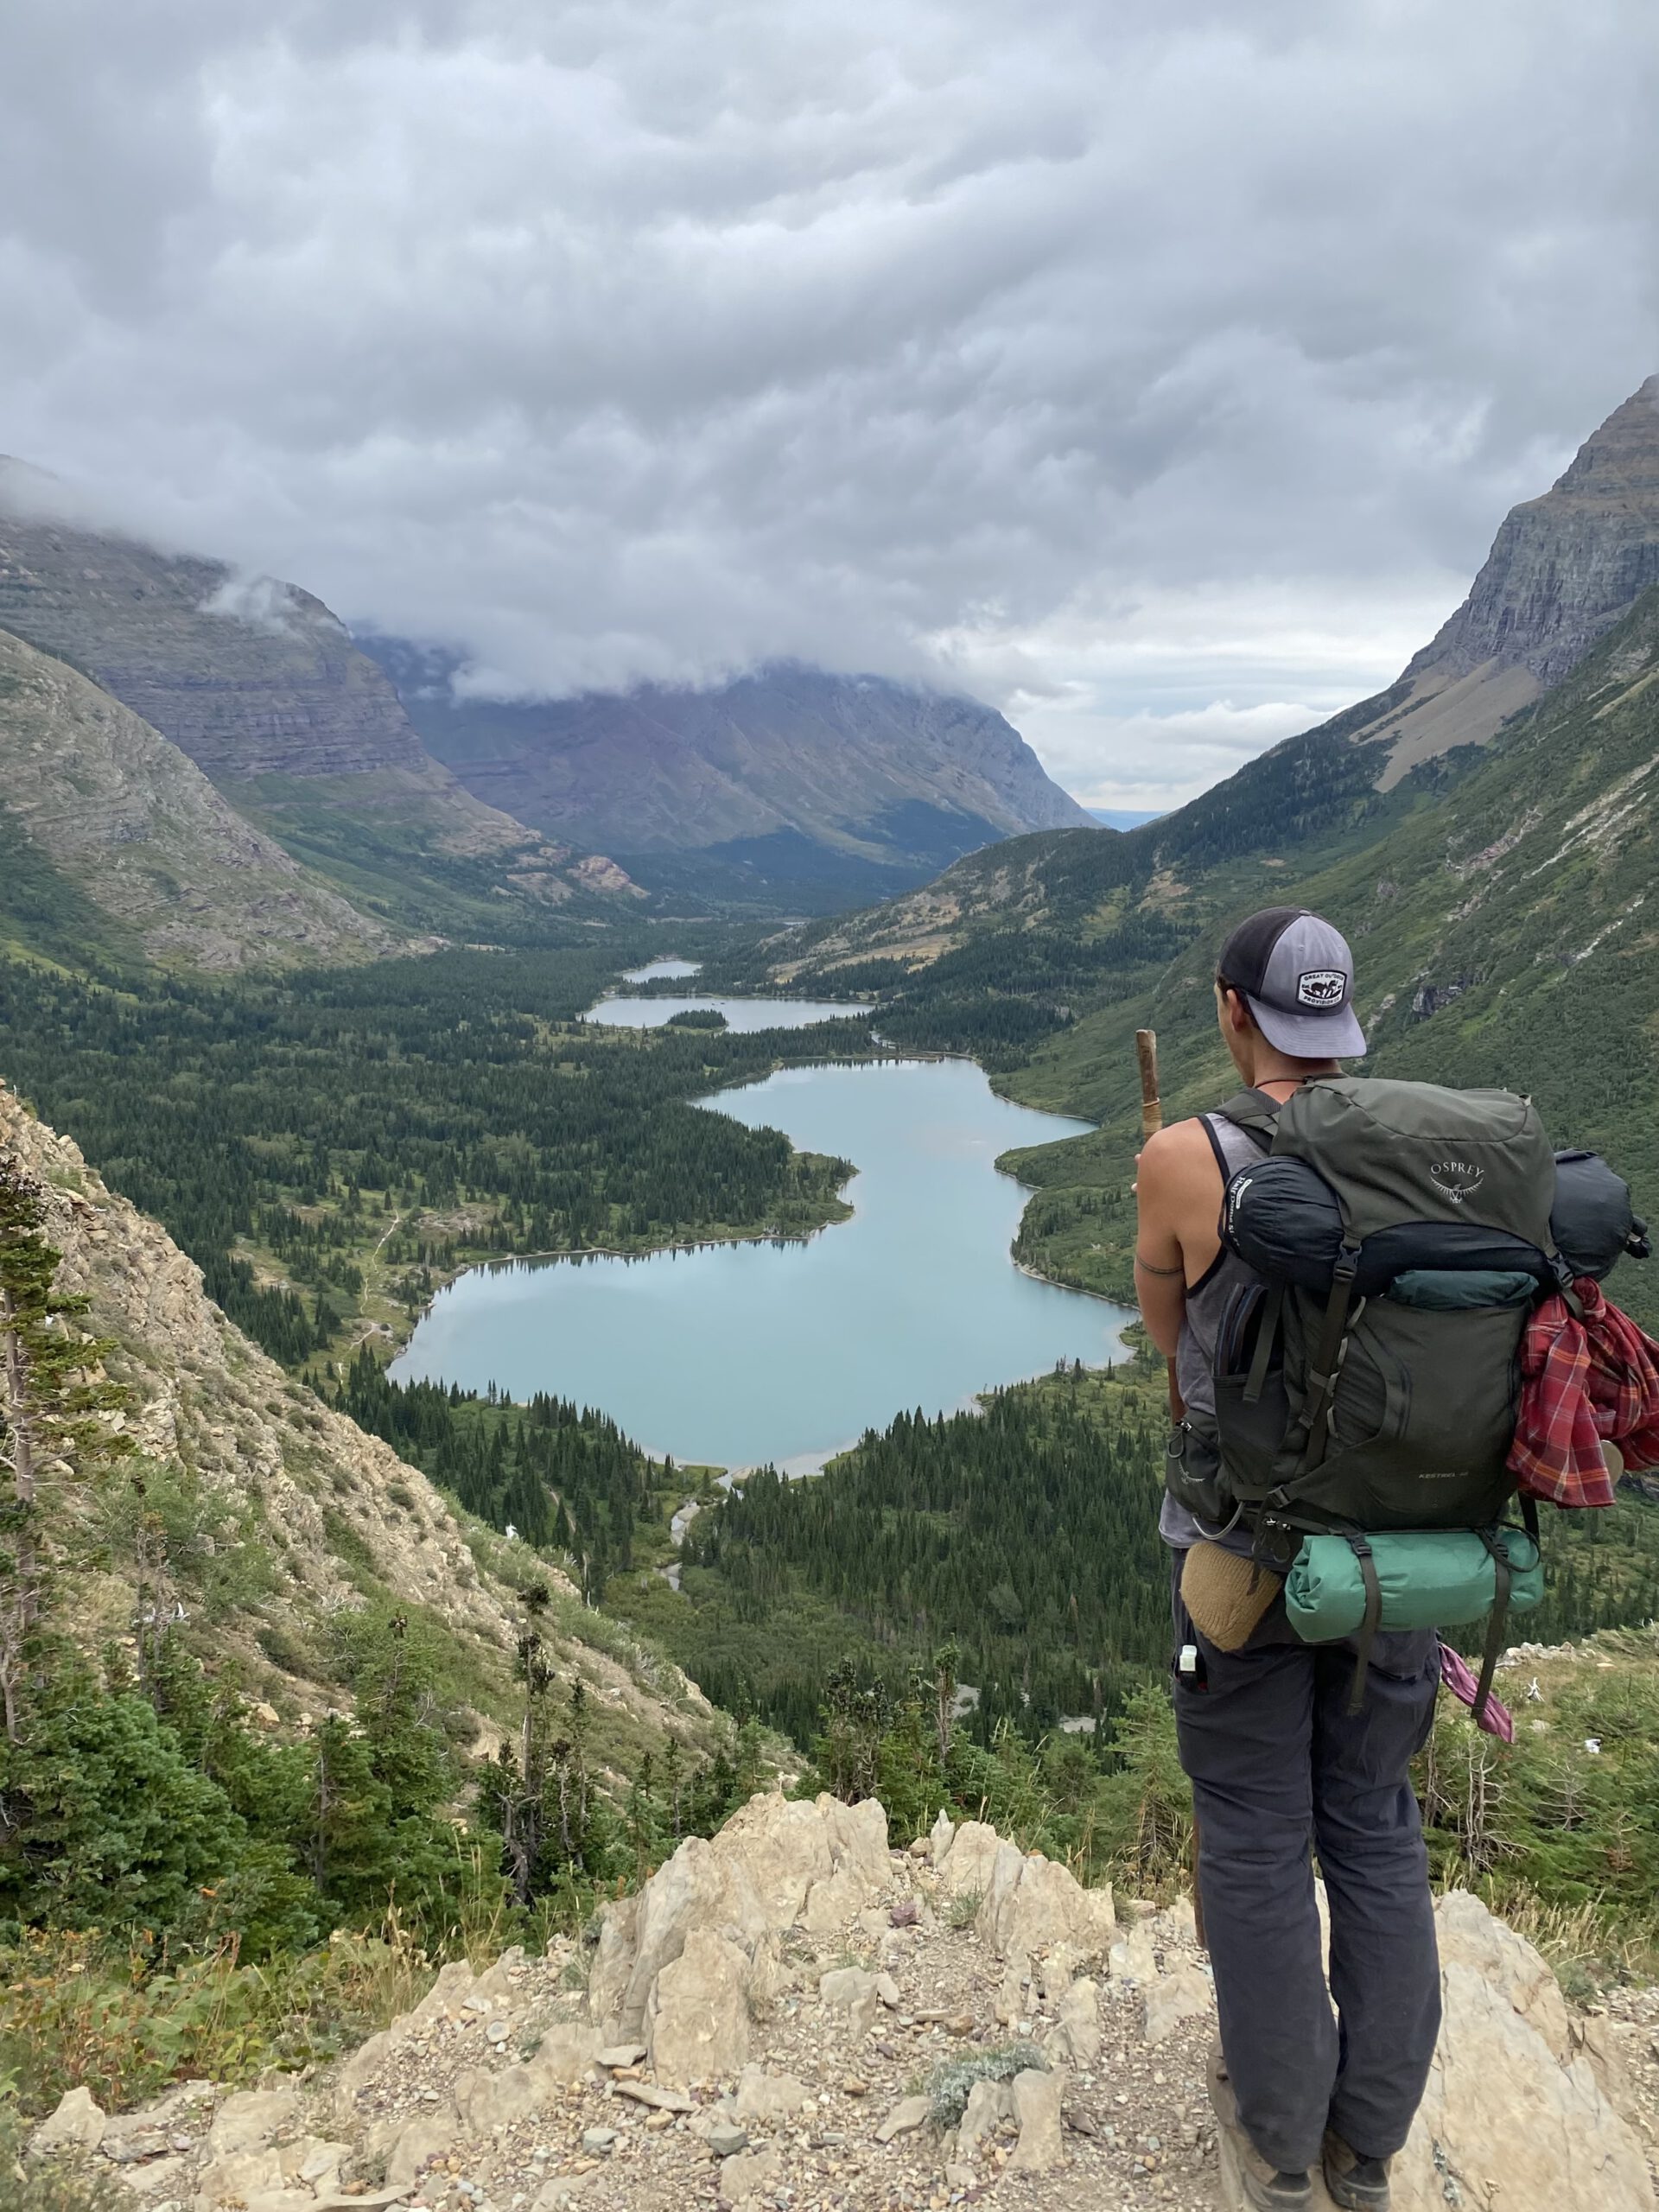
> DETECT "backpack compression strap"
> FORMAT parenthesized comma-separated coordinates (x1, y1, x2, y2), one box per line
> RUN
(1472, 1532, 1512, 1727)
(1344, 1534, 1383, 1714)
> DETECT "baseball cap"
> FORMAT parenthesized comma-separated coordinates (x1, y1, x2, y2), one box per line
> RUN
(1217, 906, 1367, 1058)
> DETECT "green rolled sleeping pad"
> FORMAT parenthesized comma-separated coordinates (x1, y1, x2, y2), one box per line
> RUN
(1284, 1527, 1543, 1641)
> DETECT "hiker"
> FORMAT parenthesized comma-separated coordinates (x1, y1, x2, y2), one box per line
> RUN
(1134, 908, 1437, 2212)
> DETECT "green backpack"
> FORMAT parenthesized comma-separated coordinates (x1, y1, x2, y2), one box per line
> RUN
(1168, 1075, 1562, 1706)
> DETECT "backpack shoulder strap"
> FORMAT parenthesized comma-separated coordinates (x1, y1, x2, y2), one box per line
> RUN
(1211, 1088, 1285, 1153)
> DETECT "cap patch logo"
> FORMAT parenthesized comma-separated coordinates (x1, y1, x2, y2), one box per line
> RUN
(1296, 969, 1346, 1008)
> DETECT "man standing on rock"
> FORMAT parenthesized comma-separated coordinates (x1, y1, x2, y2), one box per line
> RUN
(1133, 908, 1440, 2212)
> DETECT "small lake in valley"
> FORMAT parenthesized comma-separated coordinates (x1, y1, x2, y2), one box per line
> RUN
(391, 963, 1131, 1468)
(589, 959, 868, 1033)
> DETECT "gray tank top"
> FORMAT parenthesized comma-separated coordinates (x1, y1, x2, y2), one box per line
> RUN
(1160, 1111, 1272, 1552)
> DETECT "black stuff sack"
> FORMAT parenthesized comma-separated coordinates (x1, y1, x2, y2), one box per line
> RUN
(1221, 1152, 1552, 1297)
(1551, 1150, 1650, 1281)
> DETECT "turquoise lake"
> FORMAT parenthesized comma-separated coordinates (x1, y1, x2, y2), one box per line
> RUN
(391, 982, 1130, 1469)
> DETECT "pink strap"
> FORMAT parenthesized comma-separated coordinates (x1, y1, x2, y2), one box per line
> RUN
(1440, 1643, 1515, 1742)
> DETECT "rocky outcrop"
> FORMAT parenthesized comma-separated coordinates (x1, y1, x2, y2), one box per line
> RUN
(1317, 373, 1659, 786)
(973, 1835, 1117, 1961)
(1416, 375, 1659, 694)
(588, 1789, 892, 2056)
(25, 1800, 1658, 2212)
(0, 627, 399, 968)
(1389, 1892, 1654, 2212)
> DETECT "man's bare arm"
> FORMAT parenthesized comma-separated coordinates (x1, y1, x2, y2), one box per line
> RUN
(1134, 1123, 1191, 1359)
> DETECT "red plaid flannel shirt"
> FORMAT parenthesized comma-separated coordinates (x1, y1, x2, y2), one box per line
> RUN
(1508, 1276, 1659, 1509)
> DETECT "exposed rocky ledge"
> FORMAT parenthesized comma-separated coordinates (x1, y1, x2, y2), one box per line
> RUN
(29, 1790, 1658, 2212)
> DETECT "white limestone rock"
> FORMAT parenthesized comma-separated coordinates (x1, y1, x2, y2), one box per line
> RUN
(1142, 1965, 1214, 2046)
(31, 2088, 107, 2157)
(1390, 1895, 1655, 2212)
(1007, 2068, 1065, 2175)
(646, 1927, 753, 2085)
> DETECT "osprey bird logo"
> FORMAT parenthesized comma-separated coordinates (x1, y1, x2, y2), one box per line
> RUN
(1430, 1159, 1484, 1205)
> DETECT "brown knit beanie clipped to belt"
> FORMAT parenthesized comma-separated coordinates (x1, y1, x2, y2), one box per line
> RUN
(1180, 1541, 1281, 1652)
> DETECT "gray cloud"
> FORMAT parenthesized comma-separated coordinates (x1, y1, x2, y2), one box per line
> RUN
(3, 0, 1657, 805)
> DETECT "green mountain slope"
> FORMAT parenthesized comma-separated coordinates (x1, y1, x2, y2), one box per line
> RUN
(0, 627, 400, 970)
(772, 587, 1659, 1328)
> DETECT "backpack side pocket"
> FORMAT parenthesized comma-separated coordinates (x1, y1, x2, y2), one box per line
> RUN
(1212, 1280, 1290, 1501)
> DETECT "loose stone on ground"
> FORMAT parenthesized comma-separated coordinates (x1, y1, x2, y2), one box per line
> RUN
(24, 1788, 1659, 2212)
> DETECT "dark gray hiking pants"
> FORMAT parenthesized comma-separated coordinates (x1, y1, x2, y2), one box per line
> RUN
(1171, 1570, 1442, 2176)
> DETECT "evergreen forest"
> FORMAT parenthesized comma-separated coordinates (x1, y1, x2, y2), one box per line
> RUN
(328, 1348, 680, 1605)
(0, 947, 864, 1368)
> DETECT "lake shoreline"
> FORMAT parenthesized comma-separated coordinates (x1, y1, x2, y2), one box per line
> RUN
(391, 1040, 1127, 1464)
(354, 1047, 1109, 1379)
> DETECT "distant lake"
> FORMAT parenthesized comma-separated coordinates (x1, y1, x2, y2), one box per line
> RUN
(589, 960, 867, 1034)
(391, 989, 1129, 1469)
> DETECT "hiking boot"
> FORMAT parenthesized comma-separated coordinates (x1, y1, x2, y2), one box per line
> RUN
(1323, 2132, 1392, 2212)
(1239, 2167, 1315, 2210)
(1207, 2043, 1313, 2209)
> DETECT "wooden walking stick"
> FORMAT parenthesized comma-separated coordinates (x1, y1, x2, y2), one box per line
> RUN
(1135, 1027, 1162, 1142)
(1135, 1027, 1205, 1947)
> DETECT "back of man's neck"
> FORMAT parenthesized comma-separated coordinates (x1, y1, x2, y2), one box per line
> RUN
(1248, 1058, 1341, 1091)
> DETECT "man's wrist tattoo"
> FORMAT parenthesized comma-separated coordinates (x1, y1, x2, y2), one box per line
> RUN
(1135, 1252, 1185, 1278)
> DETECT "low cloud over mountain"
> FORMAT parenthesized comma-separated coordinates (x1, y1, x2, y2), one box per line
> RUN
(4, 1, 1657, 805)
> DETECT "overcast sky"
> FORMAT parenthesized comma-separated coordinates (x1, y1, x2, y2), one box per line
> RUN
(4, 1, 1658, 809)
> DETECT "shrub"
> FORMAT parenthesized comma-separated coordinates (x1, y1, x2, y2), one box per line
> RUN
(0, 1661, 249, 1936)
(926, 2040, 1046, 2127)
(0, 1919, 442, 2117)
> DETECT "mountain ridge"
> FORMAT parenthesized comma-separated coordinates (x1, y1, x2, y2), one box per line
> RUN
(0, 626, 404, 969)
(0, 464, 639, 935)
(1304, 371, 1659, 788)
(365, 644, 1095, 904)
(780, 370, 1659, 981)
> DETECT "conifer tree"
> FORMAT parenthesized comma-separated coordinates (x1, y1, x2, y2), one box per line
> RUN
(0, 1156, 130, 1741)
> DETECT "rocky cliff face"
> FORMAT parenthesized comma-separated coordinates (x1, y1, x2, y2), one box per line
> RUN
(368, 648, 1093, 891)
(1322, 373, 1659, 785)
(0, 628, 400, 969)
(0, 464, 636, 918)
(0, 466, 457, 786)
(0, 1079, 707, 1756)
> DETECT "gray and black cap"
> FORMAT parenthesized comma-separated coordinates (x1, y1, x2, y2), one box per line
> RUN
(1217, 906, 1366, 1058)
